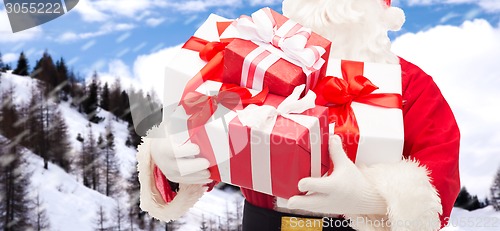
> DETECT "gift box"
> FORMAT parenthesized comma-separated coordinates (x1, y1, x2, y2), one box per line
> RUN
(313, 59, 404, 169)
(167, 81, 330, 199)
(163, 14, 233, 122)
(220, 8, 332, 97)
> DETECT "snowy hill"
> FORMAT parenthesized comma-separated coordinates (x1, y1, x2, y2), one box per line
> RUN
(0, 71, 243, 231)
(442, 207, 500, 231)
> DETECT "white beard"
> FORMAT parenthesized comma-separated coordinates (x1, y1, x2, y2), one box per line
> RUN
(282, 0, 405, 64)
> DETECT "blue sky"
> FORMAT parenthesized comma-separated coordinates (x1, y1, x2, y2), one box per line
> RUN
(0, 0, 499, 75)
(1, 0, 500, 198)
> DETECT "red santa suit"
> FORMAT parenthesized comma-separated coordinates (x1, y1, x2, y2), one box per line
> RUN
(136, 57, 460, 230)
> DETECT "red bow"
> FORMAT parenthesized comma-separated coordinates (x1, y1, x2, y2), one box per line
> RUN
(181, 22, 234, 95)
(313, 60, 402, 171)
(181, 84, 269, 131)
(180, 84, 268, 181)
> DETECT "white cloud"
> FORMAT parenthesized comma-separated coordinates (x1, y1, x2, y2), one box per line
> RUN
(133, 45, 183, 103)
(96, 60, 140, 88)
(1, 52, 17, 64)
(168, 0, 242, 12)
(73, 0, 109, 22)
(57, 23, 135, 42)
(145, 17, 165, 27)
(73, 0, 243, 24)
(440, 12, 460, 23)
(407, 0, 500, 12)
(392, 19, 500, 198)
(247, 0, 282, 6)
(0, 9, 43, 43)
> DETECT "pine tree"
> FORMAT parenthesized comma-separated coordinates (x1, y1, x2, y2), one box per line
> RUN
(455, 187, 472, 208)
(12, 52, 29, 76)
(0, 51, 5, 72)
(55, 57, 70, 97)
(109, 78, 122, 118)
(120, 90, 132, 123)
(33, 192, 50, 231)
(99, 120, 121, 197)
(0, 141, 33, 230)
(48, 109, 71, 172)
(100, 82, 110, 111)
(0, 86, 22, 140)
(95, 205, 109, 231)
(34, 51, 59, 97)
(82, 72, 101, 122)
(491, 166, 500, 211)
(455, 187, 487, 211)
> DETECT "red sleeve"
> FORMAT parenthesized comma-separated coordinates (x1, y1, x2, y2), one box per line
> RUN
(400, 57, 461, 228)
(153, 164, 217, 203)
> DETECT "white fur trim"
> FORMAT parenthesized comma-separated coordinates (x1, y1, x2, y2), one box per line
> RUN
(345, 159, 442, 231)
(137, 135, 206, 222)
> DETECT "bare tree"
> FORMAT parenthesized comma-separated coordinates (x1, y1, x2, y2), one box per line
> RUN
(98, 120, 121, 197)
(112, 201, 126, 231)
(491, 166, 500, 211)
(200, 214, 209, 231)
(0, 141, 33, 230)
(95, 205, 109, 231)
(33, 192, 50, 231)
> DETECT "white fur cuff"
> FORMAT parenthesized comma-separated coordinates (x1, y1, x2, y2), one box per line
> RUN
(137, 136, 206, 222)
(345, 160, 442, 231)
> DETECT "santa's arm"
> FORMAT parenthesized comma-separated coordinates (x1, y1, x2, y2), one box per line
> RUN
(344, 58, 460, 231)
(136, 124, 217, 222)
(399, 58, 460, 227)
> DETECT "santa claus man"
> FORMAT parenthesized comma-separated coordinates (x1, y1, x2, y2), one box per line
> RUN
(136, 0, 460, 230)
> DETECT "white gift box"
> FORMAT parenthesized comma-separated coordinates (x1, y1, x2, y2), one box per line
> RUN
(325, 58, 404, 166)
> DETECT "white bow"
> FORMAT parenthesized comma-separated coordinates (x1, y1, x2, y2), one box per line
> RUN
(234, 8, 326, 75)
(237, 85, 316, 132)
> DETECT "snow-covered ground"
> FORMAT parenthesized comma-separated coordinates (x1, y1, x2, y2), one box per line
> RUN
(442, 207, 500, 231)
(1, 72, 243, 231)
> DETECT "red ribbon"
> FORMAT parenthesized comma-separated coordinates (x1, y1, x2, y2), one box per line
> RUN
(313, 60, 402, 172)
(180, 83, 268, 182)
(181, 22, 234, 96)
(181, 83, 269, 132)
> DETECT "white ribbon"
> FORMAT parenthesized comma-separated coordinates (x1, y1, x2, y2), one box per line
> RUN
(234, 8, 326, 76)
(237, 85, 323, 195)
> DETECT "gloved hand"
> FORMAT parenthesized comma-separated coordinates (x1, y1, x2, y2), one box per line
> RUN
(149, 123, 212, 185)
(287, 135, 387, 215)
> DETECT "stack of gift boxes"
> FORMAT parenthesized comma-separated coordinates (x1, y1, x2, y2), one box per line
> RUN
(160, 8, 405, 200)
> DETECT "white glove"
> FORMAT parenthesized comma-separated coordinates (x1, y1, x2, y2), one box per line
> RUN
(287, 135, 387, 215)
(149, 123, 212, 185)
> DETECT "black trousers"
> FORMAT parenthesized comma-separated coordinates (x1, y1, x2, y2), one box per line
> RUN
(242, 200, 356, 231)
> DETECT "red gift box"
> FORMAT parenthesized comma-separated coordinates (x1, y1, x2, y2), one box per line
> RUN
(170, 81, 330, 199)
(221, 8, 332, 97)
(228, 87, 330, 199)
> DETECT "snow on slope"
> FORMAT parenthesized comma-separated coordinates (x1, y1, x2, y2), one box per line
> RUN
(24, 144, 118, 231)
(0, 72, 37, 105)
(442, 206, 500, 231)
(1, 72, 245, 230)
